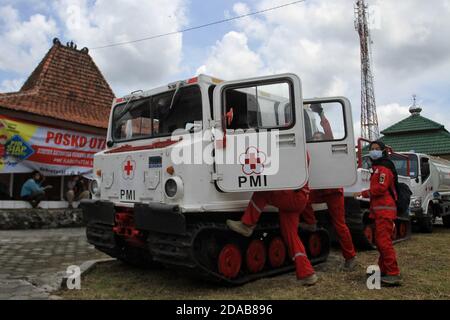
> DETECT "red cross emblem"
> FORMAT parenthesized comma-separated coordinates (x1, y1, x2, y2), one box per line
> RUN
(124, 161, 134, 175)
(122, 157, 136, 180)
(245, 152, 261, 170)
(239, 147, 266, 175)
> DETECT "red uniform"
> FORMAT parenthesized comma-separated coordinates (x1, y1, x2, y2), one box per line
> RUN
(362, 165, 400, 276)
(302, 189, 356, 261)
(241, 188, 315, 280)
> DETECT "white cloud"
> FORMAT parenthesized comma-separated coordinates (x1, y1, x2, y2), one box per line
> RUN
(0, 5, 58, 75)
(0, 78, 24, 92)
(196, 31, 265, 79)
(54, 0, 188, 95)
(198, 0, 360, 99)
(198, 0, 450, 138)
(377, 103, 411, 130)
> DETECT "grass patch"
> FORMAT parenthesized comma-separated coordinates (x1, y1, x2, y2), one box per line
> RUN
(59, 227, 450, 300)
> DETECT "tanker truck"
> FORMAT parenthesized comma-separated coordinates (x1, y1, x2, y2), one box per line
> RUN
(392, 152, 450, 233)
(81, 73, 358, 285)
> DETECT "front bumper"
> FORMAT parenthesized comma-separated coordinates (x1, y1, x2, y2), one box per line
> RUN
(81, 200, 185, 235)
(409, 207, 425, 219)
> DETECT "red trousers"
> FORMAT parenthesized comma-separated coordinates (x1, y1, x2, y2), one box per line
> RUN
(375, 218, 400, 276)
(302, 189, 356, 261)
(242, 190, 315, 279)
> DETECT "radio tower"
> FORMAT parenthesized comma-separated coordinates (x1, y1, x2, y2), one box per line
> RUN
(355, 0, 379, 140)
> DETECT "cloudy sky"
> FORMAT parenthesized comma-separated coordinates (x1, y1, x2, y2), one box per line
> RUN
(1, 0, 450, 137)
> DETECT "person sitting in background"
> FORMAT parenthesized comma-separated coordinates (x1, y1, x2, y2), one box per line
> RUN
(0, 181, 11, 200)
(20, 171, 52, 208)
(66, 175, 90, 208)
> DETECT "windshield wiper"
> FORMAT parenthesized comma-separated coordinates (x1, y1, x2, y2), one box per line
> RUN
(115, 90, 144, 121)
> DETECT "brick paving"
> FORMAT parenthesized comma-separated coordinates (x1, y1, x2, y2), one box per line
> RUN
(0, 228, 108, 300)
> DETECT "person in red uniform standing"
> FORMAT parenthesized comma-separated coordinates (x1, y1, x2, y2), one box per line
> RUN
(354, 141, 402, 286)
(300, 104, 357, 271)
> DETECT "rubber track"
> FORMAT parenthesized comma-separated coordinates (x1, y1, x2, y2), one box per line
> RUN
(147, 221, 330, 286)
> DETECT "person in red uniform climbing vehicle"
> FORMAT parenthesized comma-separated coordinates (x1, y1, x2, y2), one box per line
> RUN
(300, 103, 357, 271)
(354, 141, 402, 286)
(226, 161, 318, 288)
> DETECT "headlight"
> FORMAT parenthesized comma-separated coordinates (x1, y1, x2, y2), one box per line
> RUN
(89, 180, 100, 196)
(164, 177, 184, 199)
(411, 198, 422, 208)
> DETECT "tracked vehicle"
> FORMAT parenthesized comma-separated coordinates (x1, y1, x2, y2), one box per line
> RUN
(82, 74, 357, 284)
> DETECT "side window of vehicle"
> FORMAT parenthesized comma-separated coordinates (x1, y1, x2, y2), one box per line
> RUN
(223, 82, 294, 130)
(304, 102, 346, 143)
(421, 158, 431, 181)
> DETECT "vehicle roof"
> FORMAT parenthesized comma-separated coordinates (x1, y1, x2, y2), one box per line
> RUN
(116, 74, 223, 103)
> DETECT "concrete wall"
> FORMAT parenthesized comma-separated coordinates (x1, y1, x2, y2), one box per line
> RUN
(0, 208, 84, 230)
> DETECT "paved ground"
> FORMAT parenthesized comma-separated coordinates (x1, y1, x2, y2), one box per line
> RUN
(0, 228, 108, 300)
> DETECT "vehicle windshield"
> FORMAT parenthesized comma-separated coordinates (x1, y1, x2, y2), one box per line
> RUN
(389, 154, 419, 178)
(112, 86, 202, 142)
(362, 154, 419, 178)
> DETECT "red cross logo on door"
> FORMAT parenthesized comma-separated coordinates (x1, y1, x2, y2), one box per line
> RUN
(122, 157, 136, 180)
(239, 147, 267, 175)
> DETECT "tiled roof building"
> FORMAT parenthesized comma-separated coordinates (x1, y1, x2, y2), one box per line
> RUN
(0, 38, 114, 130)
(0, 39, 115, 203)
(379, 102, 450, 160)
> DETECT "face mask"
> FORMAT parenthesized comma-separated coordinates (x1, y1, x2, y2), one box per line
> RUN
(369, 150, 383, 160)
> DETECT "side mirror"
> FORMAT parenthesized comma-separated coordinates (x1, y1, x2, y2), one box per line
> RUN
(107, 141, 114, 148)
(415, 177, 420, 184)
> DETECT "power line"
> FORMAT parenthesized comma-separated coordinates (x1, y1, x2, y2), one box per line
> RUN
(91, 0, 306, 50)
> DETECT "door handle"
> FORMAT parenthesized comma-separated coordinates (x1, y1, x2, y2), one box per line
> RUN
(277, 133, 296, 146)
(331, 144, 348, 154)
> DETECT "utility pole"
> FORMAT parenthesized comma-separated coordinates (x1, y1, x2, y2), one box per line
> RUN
(355, 0, 379, 140)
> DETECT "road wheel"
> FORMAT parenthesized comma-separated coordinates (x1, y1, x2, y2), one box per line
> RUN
(218, 244, 242, 279)
(364, 224, 375, 245)
(308, 233, 322, 258)
(391, 223, 397, 240)
(268, 237, 287, 268)
(420, 205, 434, 233)
(246, 240, 266, 273)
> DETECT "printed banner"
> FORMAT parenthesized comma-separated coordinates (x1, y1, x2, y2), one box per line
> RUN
(0, 116, 106, 176)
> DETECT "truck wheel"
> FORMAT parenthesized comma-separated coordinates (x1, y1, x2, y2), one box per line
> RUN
(443, 215, 450, 228)
(419, 214, 434, 234)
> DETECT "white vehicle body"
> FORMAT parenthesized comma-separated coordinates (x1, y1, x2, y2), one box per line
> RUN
(90, 74, 357, 213)
(344, 168, 412, 200)
(397, 152, 450, 224)
(347, 151, 450, 231)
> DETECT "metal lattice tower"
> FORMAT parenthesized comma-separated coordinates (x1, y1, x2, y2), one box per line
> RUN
(355, 0, 379, 140)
